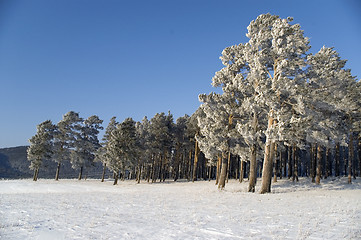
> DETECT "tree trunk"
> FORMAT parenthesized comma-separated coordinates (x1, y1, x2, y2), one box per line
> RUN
(151, 155, 156, 183)
(358, 136, 361, 177)
(292, 144, 298, 182)
(174, 149, 180, 181)
(260, 115, 275, 194)
(273, 143, 278, 183)
(279, 149, 283, 179)
(215, 155, 221, 185)
(311, 144, 316, 182)
(218, 152, 228, 189)
(226, 151, 231, 183)
(325, 148, 331, 178)
(113, 170, 119, 185)
(137, 164, 142, 184)
(283, 148, 287, 178)
(348, 131, 354, 184)
(335, 143, 340, 177)
(101, 163, 107, 182)
(208, 165, 212, 181)
(287, 145, 292, 179)
(187, 150, 192, 181)
(192, 140, 200, 182)
(55, 162, 61, 181)
(343, 147, 347, 176)
(78, 166, 83, 180)
(33, 168, 38, 181)
(248, 143, 257, 192)
(239, 159, 244, 183)
(316, 145, 322, 185)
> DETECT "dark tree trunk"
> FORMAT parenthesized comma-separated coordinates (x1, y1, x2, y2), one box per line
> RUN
(343, 147, 347, 176)
(215, 155, 221, 185)
(226, 151, 231, 183)
(101, 163, 107, 182)
(348, 131, 354, 184)
(292, 144, 298, 182)
(279, 149, 283, 179)
(239, 159, 244, 183)
(55, 162, 61, 181)
(316, 145, 322, 185)
(248, 144, 257, 192)
(325, 148, 331, 178)
(174, 150, 180, 181)
(283, 148, 287, 178)
(187, 150, 192, 181)
(78, 166, 83, 180)
(137, 164, 142, 184)
(311, 144, 316, 182)
(218, 152, 228, 189)
(335, 143, 340, 177)
(358, 136, 361, 177)
(192, 140, 200, 182)
(33, 168, 39, 181)
(208, 165, 212, 181)
(273, 143, 278, 183)
(288, 145, 293, 179)
(113, 171, 119, 185)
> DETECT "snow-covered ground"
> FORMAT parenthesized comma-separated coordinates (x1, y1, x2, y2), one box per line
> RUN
(1, 177, 360, 240)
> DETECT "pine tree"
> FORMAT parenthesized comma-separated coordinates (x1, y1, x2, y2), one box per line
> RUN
(27, 120, 56, 181)
(97, 116, 118, 182)
(53, 111, 83, 180)
(148, 112, 174, 182)
(106, 118, 139, 185)
(197, 93, 245, 189)
(70, 115, 103, 180)
(307, 47, 358, 184)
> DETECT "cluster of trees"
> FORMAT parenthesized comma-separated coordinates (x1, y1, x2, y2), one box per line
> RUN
(27, 111, 203, 184)
(196, 14, 360, 193)
(27, 112, 103, 181)
(28, 14, 360, 193)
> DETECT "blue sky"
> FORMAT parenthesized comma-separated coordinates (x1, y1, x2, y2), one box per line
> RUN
(1, 0, 360, 148)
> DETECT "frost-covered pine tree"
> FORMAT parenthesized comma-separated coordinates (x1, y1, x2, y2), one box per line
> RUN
(242, 14, 310, 193)
(149, 112, 174, 182)
(173, 114, 190, 181)
(70, 115, 103, 180)
(307, 47, 358, 184)
(136, 116, 153, 182)
(197, 93, 245, 189)
(27, 120, 56, 181)
(211, 38, 267, 192)
(53, 111, 83, 180)
(106, 117, 139, 185)
(96, 116, 118, 182)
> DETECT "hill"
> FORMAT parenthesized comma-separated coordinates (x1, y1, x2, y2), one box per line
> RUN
(0, 146, 106, 179)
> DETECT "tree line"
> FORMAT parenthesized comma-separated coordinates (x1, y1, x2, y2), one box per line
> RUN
(28, 14, 360, 193)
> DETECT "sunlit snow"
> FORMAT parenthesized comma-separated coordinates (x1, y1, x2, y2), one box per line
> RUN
(1, 178, 360, 239)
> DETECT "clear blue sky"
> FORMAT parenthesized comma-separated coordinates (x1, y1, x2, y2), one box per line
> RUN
(1, 0, 360, 148)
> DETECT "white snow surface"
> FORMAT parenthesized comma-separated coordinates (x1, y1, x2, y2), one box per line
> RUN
(1, 177, 360, 240)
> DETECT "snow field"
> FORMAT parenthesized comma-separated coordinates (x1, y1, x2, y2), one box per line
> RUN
(1, 177, 360, 239)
